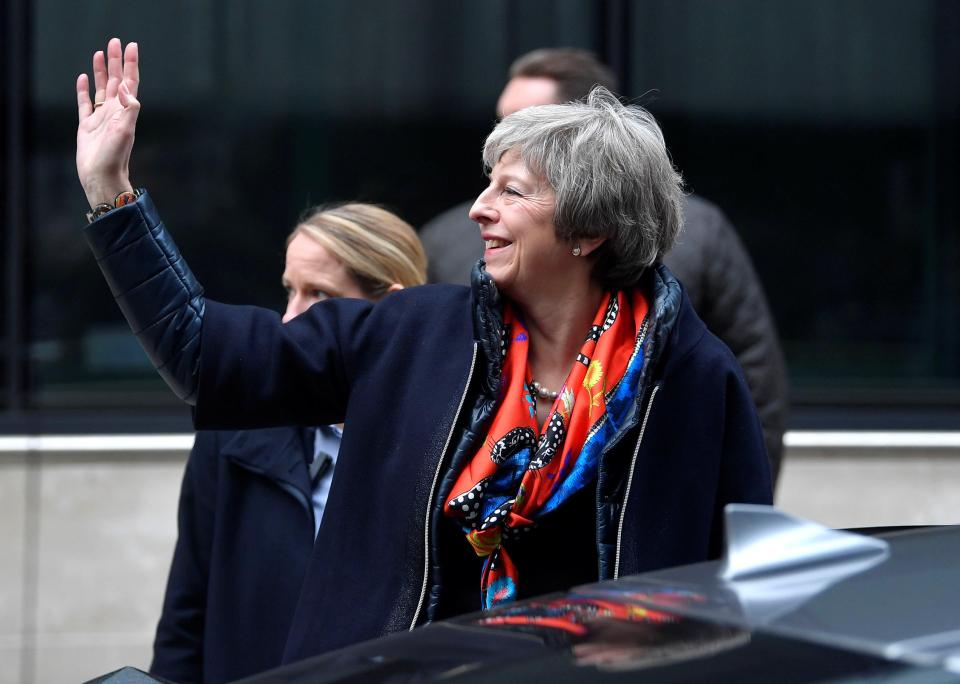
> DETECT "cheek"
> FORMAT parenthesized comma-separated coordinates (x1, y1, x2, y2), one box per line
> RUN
(302, 295, 324, 311)
(283, 292, 321, 322)
(524, 222, 562, 255)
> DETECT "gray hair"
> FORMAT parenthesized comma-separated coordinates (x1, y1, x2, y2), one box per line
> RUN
(482, 87, 683, 290)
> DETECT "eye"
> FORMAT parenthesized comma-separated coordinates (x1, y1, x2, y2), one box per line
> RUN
(311, 290, 330, 301)
(501, 186, 522, 198)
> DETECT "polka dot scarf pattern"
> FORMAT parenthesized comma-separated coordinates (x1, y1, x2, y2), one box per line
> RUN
(445, 290, 650, 609)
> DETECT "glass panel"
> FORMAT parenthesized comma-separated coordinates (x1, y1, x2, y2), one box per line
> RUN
(628, 0, 960, 404)
(20, 0, 958, 413)
(25, 0, 602, 409)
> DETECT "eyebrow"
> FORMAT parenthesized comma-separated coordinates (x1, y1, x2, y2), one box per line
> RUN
(492, 169, 533, 187)
(284, 278, 338, 296)
(494, 167, 548, 196)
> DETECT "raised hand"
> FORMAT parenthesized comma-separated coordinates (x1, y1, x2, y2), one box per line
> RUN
(76, 38, 140, 209)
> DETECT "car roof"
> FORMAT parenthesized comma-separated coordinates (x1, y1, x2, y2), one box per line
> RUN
(238, 508, 960, 682)
(583, 511, 960, 672)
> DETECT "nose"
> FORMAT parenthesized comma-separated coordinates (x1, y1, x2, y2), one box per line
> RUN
(282, 295, 307, 324)
(469, 187, 498, 225)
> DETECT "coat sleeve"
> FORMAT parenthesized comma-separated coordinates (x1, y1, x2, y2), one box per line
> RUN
(82, 190, 375, 430)
(193, 297, 372, 430)
(150, 431, 220, 684)
(83, 191, 204, 404)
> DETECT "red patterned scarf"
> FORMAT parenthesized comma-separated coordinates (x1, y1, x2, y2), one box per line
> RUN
(445, 290, 650, 608)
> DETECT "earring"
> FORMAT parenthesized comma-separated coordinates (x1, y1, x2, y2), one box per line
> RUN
(572, 243, 582, 257)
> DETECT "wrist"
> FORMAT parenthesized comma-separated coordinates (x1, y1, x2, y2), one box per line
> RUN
(82, 178, 133, 209)
(85, 188, 141, 224)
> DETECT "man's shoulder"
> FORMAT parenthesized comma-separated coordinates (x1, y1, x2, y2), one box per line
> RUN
(420, 200, 476, 238)
(681, 193, 734, 238)
(420, 200, 484, 285)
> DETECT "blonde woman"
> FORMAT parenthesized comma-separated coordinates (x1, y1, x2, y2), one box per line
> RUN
(150, 204, 427, 684)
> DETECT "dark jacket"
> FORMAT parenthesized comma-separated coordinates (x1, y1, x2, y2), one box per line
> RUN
(420, 195, 789, 483)
(150, 427, 316, 684)
(84, 191, 771, 665)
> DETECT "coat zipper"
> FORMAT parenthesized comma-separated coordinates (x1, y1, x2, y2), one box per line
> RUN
(614, 383, 659, 579)
(409, 342, 479, 630)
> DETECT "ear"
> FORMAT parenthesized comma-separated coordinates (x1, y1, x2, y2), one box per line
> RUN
(578, 236, 606, 257)
(386, 283, 404, 294)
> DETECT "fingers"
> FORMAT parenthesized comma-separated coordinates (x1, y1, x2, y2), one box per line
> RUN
(93, 50, 106, 105)
(76, 74, 93, 121)
(105, 37, 122, 99)
(82, 38, 136, 118)
(123, 42, 139, 97)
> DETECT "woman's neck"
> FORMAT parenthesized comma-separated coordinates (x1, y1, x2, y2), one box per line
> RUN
(518, 281, 607, 394)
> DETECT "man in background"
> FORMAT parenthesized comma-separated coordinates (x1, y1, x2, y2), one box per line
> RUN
(420, 48, 789, 484)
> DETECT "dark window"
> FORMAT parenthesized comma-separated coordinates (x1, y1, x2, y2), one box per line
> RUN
(626, 0, 960, 407)
(3, 0, 958, 430)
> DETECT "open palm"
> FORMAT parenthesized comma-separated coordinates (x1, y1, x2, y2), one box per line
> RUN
(76, 38, 140, 207)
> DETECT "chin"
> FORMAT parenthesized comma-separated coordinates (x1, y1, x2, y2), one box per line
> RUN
(482, 262, 502, 282)
(482, 265, 509, 288)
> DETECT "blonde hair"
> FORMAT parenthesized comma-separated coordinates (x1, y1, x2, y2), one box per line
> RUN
(289, 203, 427, 300)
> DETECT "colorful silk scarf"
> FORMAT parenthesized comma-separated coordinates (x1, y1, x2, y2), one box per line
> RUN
(445, 290, 650, 609)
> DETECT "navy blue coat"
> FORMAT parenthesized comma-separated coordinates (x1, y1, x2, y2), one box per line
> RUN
(150, 427, 315, 684)
(84, 192, 772, 666)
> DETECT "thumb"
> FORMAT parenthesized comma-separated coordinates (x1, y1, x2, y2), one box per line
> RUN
(118, 81, 141, 122)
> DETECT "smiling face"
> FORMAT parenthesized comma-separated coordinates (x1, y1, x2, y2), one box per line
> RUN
(281, 232, 368, 323)
(469, 148, 578, 301)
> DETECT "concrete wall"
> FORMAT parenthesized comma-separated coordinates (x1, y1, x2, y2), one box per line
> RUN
(778, 447, 960, 528)
(1, 435, 958, 683)
(0, 448, 184, 684)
